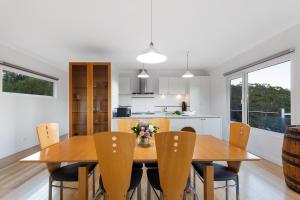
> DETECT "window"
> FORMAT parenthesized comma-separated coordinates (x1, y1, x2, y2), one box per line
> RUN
(228, 58, 291, 133)
(230, 78, 243, 122)
(2, 70, 54, 96)
(248, 61, 291, 133)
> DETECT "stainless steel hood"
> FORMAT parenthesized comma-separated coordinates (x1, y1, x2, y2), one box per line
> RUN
(132, 69, 154, 96)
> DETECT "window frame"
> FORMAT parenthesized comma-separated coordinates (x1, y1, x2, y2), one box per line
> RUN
(0, 65, 57, 98)
(226, 53, 292, 134)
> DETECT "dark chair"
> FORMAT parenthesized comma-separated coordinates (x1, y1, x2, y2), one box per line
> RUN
(93, 132, 143, 200)
(36, 123, 97, 200)
(146, 131, 198, 199)
(192, 122, 251, 200)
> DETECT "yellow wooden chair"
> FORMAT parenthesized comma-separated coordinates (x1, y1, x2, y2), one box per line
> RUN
(146, 131, 196, 200)
(36, 123, 96, 200)
(193, 122, 251, 200)
(148, 118, 170, 133)
(117, 118, 139, 133)
(93, 132, 143, 200)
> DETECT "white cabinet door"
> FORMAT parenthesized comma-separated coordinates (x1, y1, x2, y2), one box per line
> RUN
(119, 77, 131, 94)
(202, 118, 222, 139)
(184, 118, 203, 134)
(159, 78, 169, 95)
(168, 78, 186, 95)
(169, 119, 186, 131)
(189, 76, 210, 114)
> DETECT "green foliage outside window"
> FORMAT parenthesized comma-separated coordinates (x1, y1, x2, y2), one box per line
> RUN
(2, 70, 54, 96)
(230, 83, 290, 133)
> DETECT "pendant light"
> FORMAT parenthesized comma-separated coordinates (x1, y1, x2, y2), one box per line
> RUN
(136, 0, 167, 64)
(182, 51, 194, 78)
(137, 64, 150, 78)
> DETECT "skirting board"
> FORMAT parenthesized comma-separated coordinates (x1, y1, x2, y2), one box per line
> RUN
(0, 134, 68, 169)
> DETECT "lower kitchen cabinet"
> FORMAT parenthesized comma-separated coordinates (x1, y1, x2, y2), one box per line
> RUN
(112, 117, 222, 139)
(170, 117, 222, 139)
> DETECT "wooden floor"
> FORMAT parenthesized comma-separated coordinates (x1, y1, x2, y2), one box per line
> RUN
(0, 160, 299, 200)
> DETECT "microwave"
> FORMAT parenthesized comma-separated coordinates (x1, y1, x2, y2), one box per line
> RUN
(116, 107, 131, 117)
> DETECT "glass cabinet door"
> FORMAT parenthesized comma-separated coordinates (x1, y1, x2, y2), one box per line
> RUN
(71, 64, 88, 136)
(93, 64, 109, 133)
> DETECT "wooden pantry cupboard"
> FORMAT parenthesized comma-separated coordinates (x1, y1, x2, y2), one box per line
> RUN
(69, 62, 111, 136)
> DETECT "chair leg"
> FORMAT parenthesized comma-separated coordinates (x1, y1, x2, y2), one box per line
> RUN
(92, 170, 96, 197)
(147, 181, 151, 200)
(60, 181, 63, 200)
(48, 176, 53, 200)
(193, 168, 196, 200)
(137, 183, 142, 200)
(225, 181, 229, 200)
(236, 176, 240, 200)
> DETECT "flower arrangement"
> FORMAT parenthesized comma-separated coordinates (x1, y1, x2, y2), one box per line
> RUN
(131, 122, 159, 138)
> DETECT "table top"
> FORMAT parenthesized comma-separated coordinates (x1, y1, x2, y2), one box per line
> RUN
(20, 135, 260, 163)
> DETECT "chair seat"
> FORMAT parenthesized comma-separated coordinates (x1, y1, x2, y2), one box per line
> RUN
(51, 162, 97, 182)
(133, 162, 143, 169)
(100, 168, 143, 191)
(146, 168, 190, 191)
(192, 162, 238, 181)
(144, 162, 158, 168)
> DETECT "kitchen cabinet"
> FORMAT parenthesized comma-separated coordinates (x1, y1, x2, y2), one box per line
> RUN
(159, 77, 169, 95)
(69, 62, 111, 137)
(119, 77, 131, 94)
(201, 118, 222, 139)
(189, 76, 210, 114)
(159, 77, 186, 95)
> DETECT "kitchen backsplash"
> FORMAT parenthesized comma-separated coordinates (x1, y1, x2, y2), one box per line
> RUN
(119, 94, 189, 113)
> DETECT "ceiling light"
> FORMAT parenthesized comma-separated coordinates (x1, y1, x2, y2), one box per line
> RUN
(137, 65, 149, 78)
(182, 51, 194, 78)
(136, 0, 167, 64)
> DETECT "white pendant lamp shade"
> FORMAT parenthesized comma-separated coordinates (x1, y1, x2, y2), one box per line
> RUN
(136, 42, 167, 64)
(137, 0, 167, 64)
(182, 70, 194, 78)
(182, 51, 194, 78)
(137, 69, 149, 78)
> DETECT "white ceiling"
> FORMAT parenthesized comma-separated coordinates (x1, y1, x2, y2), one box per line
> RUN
(1, 0, 300, 71)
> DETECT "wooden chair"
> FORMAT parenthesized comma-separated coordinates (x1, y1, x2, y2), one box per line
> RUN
(117, 118, 140, 133)
(181, 127, 196, 133)
(148, 118, 170, 132)
(192, 122, 251, 200)
(36, 123, 97, 200)
(146, 131, 197, 200)
(93, 132, 143, 200)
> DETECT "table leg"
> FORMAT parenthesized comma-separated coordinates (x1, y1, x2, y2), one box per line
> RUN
(203, 162, 214, 200)
(78, 166, 89, 200)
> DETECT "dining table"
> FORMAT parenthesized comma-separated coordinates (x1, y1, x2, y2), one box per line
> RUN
(20, 135, 260, 200)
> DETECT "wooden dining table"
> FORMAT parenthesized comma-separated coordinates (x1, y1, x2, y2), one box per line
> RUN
(21, 135, 260, 200)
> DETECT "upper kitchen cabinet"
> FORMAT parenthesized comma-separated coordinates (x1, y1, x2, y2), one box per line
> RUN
(69, 62, 111, 137)
(119, 77, 131, 95)
(189, 76, 210, 114)
(159, 77, 186, 95)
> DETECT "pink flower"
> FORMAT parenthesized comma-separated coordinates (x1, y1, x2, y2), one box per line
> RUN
(141, 127, 145, 131)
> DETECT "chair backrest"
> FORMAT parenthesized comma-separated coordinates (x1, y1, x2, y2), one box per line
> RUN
(36, 123, 60, 150)
(148, 118, 170, 132)
(36, 123, 60, 172)
(117, 118, 139, 133)
(181, 127, 196, 133)
(94, 132, 136, 200)
(155, 131, 196, 200)
(227, 122, 251, 173)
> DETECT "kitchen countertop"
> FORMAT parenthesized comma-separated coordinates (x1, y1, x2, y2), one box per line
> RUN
(112, 113, 220, 119)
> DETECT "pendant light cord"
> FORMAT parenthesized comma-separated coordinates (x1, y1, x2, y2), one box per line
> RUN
(186, 51, 190, 70)
(150, 0, 153, 44)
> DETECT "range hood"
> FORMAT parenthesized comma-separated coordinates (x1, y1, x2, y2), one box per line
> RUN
(132, 69, 154, 97)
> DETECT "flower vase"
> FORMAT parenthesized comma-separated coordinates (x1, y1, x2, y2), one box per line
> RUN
(137, 136, 151, 147)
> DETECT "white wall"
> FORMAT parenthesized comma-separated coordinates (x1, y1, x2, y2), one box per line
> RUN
(209, 23, 300, 166)
(0, 43, 68, 159)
